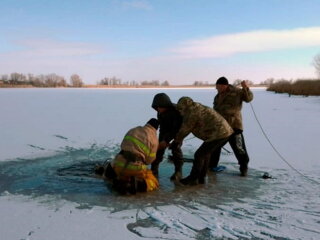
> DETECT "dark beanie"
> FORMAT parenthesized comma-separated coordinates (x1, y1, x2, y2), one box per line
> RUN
(216, 76, 229, 85)
(146, 118, 159, 130)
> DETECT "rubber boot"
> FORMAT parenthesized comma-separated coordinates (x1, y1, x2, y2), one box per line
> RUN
(180, 175, 198, 185)
(179, 168, 198, 185)
(198, 176, 205, 184)
(240, 164, 248, 177)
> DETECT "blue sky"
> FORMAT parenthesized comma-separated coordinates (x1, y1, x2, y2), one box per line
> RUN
(1, 0, 320, 85)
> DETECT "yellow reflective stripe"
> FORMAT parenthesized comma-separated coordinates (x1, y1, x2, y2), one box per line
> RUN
(114, 161, 147, 171)
(124, 135, 156, 157)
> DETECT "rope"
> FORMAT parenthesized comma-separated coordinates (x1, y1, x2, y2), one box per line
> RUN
(249, 102, 319, 185)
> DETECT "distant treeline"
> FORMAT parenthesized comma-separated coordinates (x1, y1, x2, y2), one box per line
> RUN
(267, 79, 320, 96)
(1, 72, 261, 88)
(2, 72, 320, 94)
(0, 73, 172, 87)
(0, 73, 83, 88)
(98, 77, 170, 86)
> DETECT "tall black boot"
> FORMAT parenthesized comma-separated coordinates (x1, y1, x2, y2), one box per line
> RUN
(180, 168, 198, 185)
(180, 175, 198, 185)
(240, 164, 248, 177)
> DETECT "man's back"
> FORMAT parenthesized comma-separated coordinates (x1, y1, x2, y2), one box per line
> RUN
(214, 85, 253, 130)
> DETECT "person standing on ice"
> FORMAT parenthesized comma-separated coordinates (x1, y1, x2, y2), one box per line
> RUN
(209, 76, 254, 176)
(150, 93, 183, 181)
(95, 118, 160, 194)
(170, 97, 233, 185)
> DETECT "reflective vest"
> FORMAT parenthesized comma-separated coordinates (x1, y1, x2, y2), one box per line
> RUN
(124, 135, 156, 158)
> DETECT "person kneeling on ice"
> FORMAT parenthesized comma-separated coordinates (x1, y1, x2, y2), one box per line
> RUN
(96, 118, 160, 194)
(170, 97, 233, 185)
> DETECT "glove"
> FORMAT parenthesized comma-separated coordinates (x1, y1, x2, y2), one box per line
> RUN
(158, 140, 168, 150)
(169, 140, 181, 150)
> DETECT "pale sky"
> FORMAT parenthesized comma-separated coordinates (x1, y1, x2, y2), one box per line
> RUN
(1, 0, 320, 85)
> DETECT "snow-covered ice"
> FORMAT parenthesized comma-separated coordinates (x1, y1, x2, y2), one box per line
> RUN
(0, 88, 319, 240)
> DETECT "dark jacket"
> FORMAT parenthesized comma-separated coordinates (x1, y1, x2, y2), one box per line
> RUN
(152, 93, 182, 143)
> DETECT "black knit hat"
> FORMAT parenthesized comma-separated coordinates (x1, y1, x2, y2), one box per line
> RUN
(151, 93, 173, 110)
(216, 76, 229, 85)
(147, 118, 159, 130)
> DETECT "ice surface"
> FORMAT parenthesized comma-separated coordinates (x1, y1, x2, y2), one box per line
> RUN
(0, 88, 319, 240)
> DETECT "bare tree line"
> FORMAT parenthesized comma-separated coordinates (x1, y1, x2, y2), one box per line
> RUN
(0, 73, 171, 87)
(193, 79, 256, 87)
(0, 73, 83, 87)
(1, 53, 320, 89)
(97, 77, 170, 87)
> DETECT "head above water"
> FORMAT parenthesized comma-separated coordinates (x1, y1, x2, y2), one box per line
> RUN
(146, 118, 159, 130)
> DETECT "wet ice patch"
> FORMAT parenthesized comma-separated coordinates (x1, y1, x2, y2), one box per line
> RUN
(0, 144, 265, 210)
(0, 143, 119, 205)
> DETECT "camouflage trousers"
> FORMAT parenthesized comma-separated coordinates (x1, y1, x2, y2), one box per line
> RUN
(188, 137, 229, 181)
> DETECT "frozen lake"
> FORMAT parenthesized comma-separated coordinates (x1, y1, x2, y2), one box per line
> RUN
(0, 88, 319, 240)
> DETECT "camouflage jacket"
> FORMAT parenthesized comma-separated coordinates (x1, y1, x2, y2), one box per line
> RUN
(116, 124, 159, 165)
(175, 97, 233, 143)
(214, 85, 253, 130)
